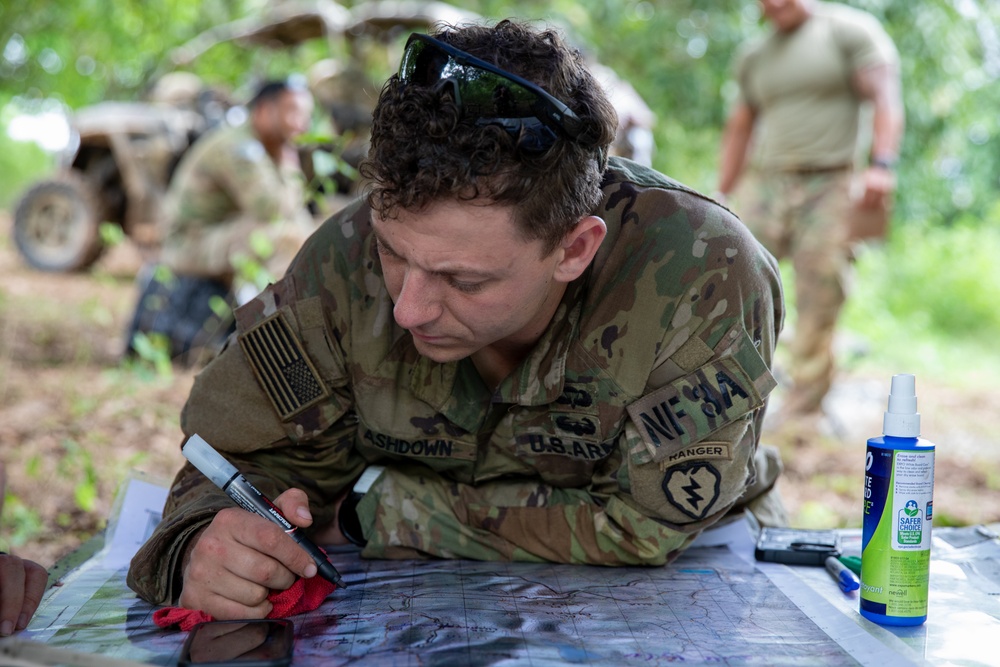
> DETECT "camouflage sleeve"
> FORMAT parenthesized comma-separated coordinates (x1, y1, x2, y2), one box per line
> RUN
(214, 134, 304, 224)
(127, 274, 364, 604)
(355, 184, 783, 566)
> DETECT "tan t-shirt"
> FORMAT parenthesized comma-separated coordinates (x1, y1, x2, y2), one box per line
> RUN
(735, 2, 898, 171)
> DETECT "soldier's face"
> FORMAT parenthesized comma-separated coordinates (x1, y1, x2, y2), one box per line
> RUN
(372, 200, 573, 370)
(759, 0, 810, 32)
(270, 90, 314, 141)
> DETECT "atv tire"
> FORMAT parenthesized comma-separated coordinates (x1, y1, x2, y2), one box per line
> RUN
(13, 174, 105, 272)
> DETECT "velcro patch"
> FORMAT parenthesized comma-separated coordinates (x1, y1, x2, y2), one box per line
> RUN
(657, 442, 732, 469)
(626, 356, 764, 463)
(662, 461, 721, 520)
(239, 312, 329, 420)
(516, 433, 613, 462)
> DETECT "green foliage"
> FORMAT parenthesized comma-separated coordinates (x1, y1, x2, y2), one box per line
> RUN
(842, 221, 1000, 385)
(127, 331, 174, 378)
(57, 439, 99, 513)
(98, 221, 126, 247)
(0, 0, 341, 116)
(0, 494, 43, 549)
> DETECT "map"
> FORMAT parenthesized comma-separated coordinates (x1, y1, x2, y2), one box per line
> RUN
(16, 478, 999, 666)
(26, 544, 858, 666)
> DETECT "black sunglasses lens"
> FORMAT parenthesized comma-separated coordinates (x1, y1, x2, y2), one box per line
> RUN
(402, 38, 448, 86)
(398, 35, 584, 144)
(460, 73, 536, 118)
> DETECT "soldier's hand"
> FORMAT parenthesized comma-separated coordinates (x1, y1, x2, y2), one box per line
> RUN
(860, 164, 896, 209)
(178, 488, 318, 620)
(0, 552, 47, 636)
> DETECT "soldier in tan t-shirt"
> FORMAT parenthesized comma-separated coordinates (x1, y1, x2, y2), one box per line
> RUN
(717, 0, 903, 426)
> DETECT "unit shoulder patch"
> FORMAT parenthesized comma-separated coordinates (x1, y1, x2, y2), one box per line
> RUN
(239, 311, 330, 420)
(626, 356, 764, 463)
(662, 461, 721, 520)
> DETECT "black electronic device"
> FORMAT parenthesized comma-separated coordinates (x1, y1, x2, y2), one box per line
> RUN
(754, 527, 842, 566)
(178, 619, 294, 667)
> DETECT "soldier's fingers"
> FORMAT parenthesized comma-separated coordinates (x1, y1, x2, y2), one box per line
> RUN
(16, 560, 47, 631)
(180, 582, 273, 622)
(272, 488, 313, 528)
(195, 514, 300, 595)
(182, 544, 274, 615)
(0, 555, 26, 636)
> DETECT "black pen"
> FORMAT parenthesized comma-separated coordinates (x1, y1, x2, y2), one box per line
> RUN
(182, 434, 344, 588)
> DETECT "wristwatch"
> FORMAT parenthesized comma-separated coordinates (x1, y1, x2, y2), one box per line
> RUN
(338, 465, 385, 547)
(870, 156, 897, 170)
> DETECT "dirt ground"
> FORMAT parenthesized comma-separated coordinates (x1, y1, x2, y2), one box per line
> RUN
(1, 212, 998, 569)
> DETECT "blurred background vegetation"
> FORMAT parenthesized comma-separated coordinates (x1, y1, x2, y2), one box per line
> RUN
(2, 0, 998, 388)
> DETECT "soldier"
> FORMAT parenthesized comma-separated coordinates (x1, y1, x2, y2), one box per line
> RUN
(716, 0, 904, 426)
(125, 78, 316, 362)
(128, 20, 785, 620)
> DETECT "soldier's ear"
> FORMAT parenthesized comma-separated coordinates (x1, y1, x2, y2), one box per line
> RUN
(553, 216, 606, 283)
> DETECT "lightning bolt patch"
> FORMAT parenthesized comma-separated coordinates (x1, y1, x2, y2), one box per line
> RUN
(663, 462, 721, 520)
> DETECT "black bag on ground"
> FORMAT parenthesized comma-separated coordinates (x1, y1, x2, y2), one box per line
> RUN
(123, 264, 235, 364)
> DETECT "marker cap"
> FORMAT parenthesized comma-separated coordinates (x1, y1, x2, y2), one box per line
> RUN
(182, 434, 238, 489)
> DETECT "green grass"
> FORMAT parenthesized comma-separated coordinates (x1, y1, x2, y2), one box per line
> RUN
(776, 219, 1000, 389)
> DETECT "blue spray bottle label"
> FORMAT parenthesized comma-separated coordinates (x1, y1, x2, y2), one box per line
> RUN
(859, 375, 935, 626)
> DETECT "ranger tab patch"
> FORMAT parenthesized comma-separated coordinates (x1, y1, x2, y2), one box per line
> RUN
(239, 312, 329, 420)
(626, 356, 763, 463)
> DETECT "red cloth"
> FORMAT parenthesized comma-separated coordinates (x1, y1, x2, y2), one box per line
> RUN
(153, 575, 337, 631)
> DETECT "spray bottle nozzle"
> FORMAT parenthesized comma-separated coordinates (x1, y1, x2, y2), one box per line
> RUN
(883, 373, 920, 438)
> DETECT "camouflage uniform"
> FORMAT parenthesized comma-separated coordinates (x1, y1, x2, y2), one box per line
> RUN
(159, 124, 314, 281)
(732, 169, 852, 414)
(128, 158, 784, 604)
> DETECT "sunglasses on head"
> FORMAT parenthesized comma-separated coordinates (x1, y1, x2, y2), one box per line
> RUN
(398, 33, 589, 151)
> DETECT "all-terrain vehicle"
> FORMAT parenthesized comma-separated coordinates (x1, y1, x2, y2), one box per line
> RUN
(12, 77, 229, 272)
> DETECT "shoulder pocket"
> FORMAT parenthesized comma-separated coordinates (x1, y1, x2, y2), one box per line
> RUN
(625, 326, 775, 465)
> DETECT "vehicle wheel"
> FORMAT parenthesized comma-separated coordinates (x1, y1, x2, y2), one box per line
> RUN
(12, 174, 105, 272)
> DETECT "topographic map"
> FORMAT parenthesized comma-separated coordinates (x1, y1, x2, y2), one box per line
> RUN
(16, 479, 999, 666)
(25, 543, 857, 666)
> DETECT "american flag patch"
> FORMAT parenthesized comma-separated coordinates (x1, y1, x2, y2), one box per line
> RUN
(239, 313, 329, 420)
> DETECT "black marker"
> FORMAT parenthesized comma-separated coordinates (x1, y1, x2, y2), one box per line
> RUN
(182, 434, 344, 588)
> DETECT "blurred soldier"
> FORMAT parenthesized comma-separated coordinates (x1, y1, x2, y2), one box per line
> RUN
(128, 21, 785, 619)
(125, 78, 316, 362)
(717, 0, 903, 425)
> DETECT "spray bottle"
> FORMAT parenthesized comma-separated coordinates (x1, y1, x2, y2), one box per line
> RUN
(860, 374, 935, 626)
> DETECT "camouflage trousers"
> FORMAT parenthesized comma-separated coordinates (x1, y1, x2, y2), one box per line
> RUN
(161, 213, 317, 284)
(731, 169, 854, 415)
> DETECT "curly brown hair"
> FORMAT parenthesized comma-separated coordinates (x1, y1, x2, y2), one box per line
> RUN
(360, 19, 618, 254)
